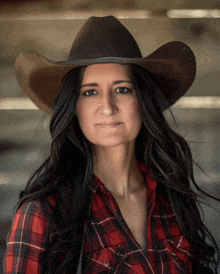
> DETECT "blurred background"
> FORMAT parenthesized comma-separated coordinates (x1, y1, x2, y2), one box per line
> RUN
(0, 0, 220, 272)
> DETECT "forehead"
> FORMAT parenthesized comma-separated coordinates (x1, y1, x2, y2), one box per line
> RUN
(81, 63, 131, 83)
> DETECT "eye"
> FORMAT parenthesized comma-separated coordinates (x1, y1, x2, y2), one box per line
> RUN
(116, 87, 133, 94)
(83, 89, 97, 96)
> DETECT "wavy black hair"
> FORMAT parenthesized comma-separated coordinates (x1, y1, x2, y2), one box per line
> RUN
(17, 64, 220, 273)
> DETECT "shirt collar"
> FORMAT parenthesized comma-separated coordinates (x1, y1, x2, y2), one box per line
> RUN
(90, 160, 157, 201)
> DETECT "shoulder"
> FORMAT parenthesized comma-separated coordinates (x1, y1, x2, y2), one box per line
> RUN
(17, 200, 47, 222)
(8, 195, 57, 239)
(17, 200, 46, 217)
(8, 200, 49, 243)
(15, 196, 56, 224)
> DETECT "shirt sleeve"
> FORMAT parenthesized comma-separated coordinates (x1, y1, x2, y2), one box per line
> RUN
(3, 200, 48, 274)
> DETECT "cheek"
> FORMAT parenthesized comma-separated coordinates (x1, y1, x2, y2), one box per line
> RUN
(130, 100, 141, 120)
(75, 103, 86, 127)
(76, 102, 93, 135)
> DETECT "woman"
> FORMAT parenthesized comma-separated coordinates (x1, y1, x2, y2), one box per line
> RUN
(4, 16, 220, 273)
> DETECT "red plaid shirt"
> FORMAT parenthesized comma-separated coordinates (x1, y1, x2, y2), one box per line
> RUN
(4, 161, 193, 273)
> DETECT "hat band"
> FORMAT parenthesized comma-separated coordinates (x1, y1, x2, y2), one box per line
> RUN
(57, 56, 142, 66)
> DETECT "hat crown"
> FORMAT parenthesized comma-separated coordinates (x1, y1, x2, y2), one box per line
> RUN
(68, 16, 142, 61)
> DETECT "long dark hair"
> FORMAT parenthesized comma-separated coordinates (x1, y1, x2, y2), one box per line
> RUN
(18, 64, 220, 273)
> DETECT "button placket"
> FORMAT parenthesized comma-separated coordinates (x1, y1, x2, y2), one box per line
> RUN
(114, 211, 144, 251)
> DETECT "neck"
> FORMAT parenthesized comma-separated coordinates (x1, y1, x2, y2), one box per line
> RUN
(92, 142, 145, 197)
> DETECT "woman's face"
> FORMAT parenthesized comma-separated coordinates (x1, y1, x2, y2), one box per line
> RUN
(76, 63, 142, 147)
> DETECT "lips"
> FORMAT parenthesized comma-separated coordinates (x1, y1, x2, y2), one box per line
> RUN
(97, 122, 121, 126)
(97, 122, 122, 128)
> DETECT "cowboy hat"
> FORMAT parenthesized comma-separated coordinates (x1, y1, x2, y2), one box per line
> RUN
(15, 15, 196, 112)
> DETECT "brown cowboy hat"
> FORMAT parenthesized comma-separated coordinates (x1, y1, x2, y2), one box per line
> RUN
(15, 15, 196, 112)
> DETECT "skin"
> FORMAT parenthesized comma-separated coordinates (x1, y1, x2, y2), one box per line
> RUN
(76, 63, 148, 250)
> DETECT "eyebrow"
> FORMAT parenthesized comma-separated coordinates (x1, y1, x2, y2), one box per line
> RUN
(80, 80, 133, 88)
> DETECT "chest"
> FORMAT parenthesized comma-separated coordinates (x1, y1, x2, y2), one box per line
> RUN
(84, 189, 193, 274)
(114, 191, 147, 250)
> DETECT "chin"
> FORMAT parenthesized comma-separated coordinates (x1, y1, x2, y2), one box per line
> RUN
(91, 137, 137, 147)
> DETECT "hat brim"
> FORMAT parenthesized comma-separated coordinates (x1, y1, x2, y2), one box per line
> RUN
(15, 41, 196, 112)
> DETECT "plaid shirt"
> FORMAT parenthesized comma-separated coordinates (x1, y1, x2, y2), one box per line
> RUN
(4, 160, 193, 273)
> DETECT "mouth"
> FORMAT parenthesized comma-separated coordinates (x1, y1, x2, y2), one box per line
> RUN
(97, 122, 122, 127)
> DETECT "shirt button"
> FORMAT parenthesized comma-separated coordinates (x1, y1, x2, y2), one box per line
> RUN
(103, 261, 110, 267)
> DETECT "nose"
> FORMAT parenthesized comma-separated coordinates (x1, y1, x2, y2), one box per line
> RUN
(100, 92, 117, 115)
